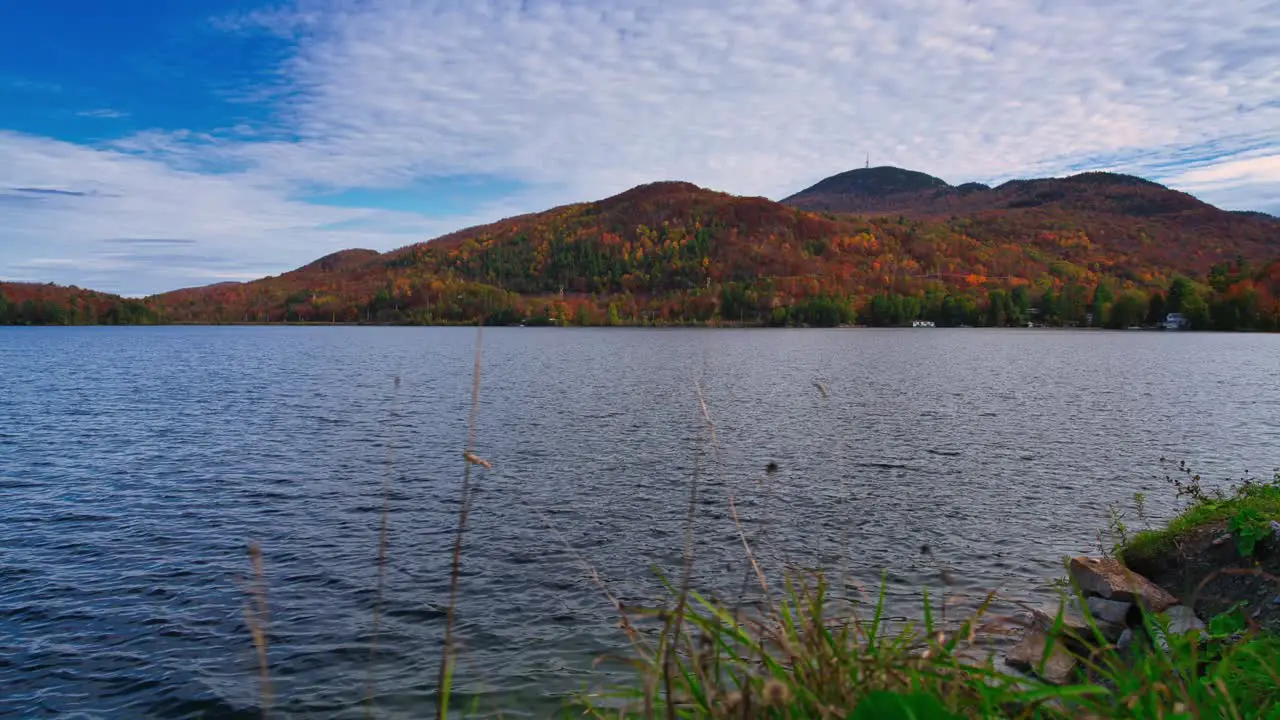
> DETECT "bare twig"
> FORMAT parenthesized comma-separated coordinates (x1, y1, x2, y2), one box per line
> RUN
(366, 374, 401, 717)
(521, 495, 643, 647)
(730, 492, 770, 600)
(244, 542, 273, 718)
(662, 424, 700, 720)
(437, 326, 485, 720)
(659, 381, 716, 719)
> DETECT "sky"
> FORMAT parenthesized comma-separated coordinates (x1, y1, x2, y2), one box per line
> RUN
(1, 0, 1277, 296)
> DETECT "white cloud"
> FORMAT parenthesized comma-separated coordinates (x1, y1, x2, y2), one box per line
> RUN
(2, 0, 1278, 294)
(0, 131, 541, 295)
(1172, 153, 1280, 187)
(225, 0, 1276, 200)
(1160, 151, 1280, 214)
(4, 77, 62, 93)
(76, 109, 130, 119)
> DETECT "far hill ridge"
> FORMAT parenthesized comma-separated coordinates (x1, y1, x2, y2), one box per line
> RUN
(4, 165, 1279, 330)
(784, 166, 1214, 217)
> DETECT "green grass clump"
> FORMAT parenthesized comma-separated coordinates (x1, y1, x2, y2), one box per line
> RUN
(565, 463, 1280, 718)
(1118, 468, 1280, 566)
(577, 573, 1280, 719)
(580, 574, 1061, 718)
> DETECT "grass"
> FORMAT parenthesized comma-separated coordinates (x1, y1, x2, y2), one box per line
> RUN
(438, 329, 487, 720)
(572, 573, 1280, 719)
(1117, 463, 1280, 567)
(243, 542, 273, 717)
(435, 375, 1279, 718)
(564, 459, 1280, 719)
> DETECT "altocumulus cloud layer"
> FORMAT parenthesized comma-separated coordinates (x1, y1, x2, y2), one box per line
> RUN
(2, 0, 1277, 295)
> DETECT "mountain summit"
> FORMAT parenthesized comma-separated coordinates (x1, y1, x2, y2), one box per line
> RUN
(783, 166, 957, 213)
(782, 165, 1265, 221)
(785, 166, 949, 199)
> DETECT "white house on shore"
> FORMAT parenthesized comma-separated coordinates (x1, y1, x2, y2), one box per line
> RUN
(1163, 312, 1189, 330)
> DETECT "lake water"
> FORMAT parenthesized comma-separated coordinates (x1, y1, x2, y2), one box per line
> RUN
(2, 327, 1279, 717)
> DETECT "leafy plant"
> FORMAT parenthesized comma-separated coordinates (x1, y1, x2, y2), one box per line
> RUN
(1207, 607, 1248, 639)
(1228, 506, 1269, 557)
(1132, 491, 1150, 531)
(1119, 462, 1280, 566)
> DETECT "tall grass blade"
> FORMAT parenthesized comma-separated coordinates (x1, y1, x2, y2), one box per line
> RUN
(365, 374, 400, 718)
(436, 326, 484, 720)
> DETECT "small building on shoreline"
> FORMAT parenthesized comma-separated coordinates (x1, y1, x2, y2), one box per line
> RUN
(1163, 313, 1189, 330)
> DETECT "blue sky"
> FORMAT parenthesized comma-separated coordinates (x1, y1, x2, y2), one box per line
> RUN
(1, 0, 1277, 296)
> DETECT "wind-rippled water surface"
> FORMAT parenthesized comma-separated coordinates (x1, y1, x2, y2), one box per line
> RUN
(2, 326, 1278, 717)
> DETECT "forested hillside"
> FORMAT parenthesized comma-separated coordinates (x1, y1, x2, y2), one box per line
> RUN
(0, 282, 156, 325)
(6, 169, 1280, 330)
(786, 169, 1279, 275)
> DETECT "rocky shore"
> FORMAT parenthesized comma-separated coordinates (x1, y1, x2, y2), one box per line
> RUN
(1007, 525, 1280, 686)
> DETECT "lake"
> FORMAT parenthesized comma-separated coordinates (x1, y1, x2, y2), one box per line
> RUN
(2, 327, 1278, 717)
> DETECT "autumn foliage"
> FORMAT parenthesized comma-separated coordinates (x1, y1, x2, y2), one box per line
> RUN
(4, 171, 1279, 329)
(0, 282, 155, 325)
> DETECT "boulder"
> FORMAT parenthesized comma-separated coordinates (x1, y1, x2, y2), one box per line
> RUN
(1152, 605, 1206, 652)
(1085, 596, 1134, 625)
(1116, 628, 1135, 653)
(1069, 557, 1178, 611)
(1164, 605, 1205, 635)
(1005, 628, 1078, 685)
(1032, 602, 1125, 645)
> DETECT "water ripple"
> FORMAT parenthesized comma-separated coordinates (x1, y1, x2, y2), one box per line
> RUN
(1, 326, 1278, 717)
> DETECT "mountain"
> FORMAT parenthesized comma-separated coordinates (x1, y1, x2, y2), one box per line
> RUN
(140, 176, 1280, 329)
(784, 167, 1280, 273)
(789, 166, 1211, 217)
(1232, 210, 1280, 224)
(152, 182, 861, 324)
(786, 166, 949, 201)
(5, 170, 1280, 330)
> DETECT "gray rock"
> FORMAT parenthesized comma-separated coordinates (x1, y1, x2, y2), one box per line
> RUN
(1165, 605, 1205, 635)
(1005, 628, 1078, 685)
(1069, 557, 1179, 611)
(1032, 602, 1125, 645)
(1086, 596, 1134, 625)
(1116, 628, 1135, 653)
(1152, 605, 1206, 652)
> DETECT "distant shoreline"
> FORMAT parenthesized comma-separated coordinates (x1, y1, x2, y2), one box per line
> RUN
(1, 321, 1238, 332)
